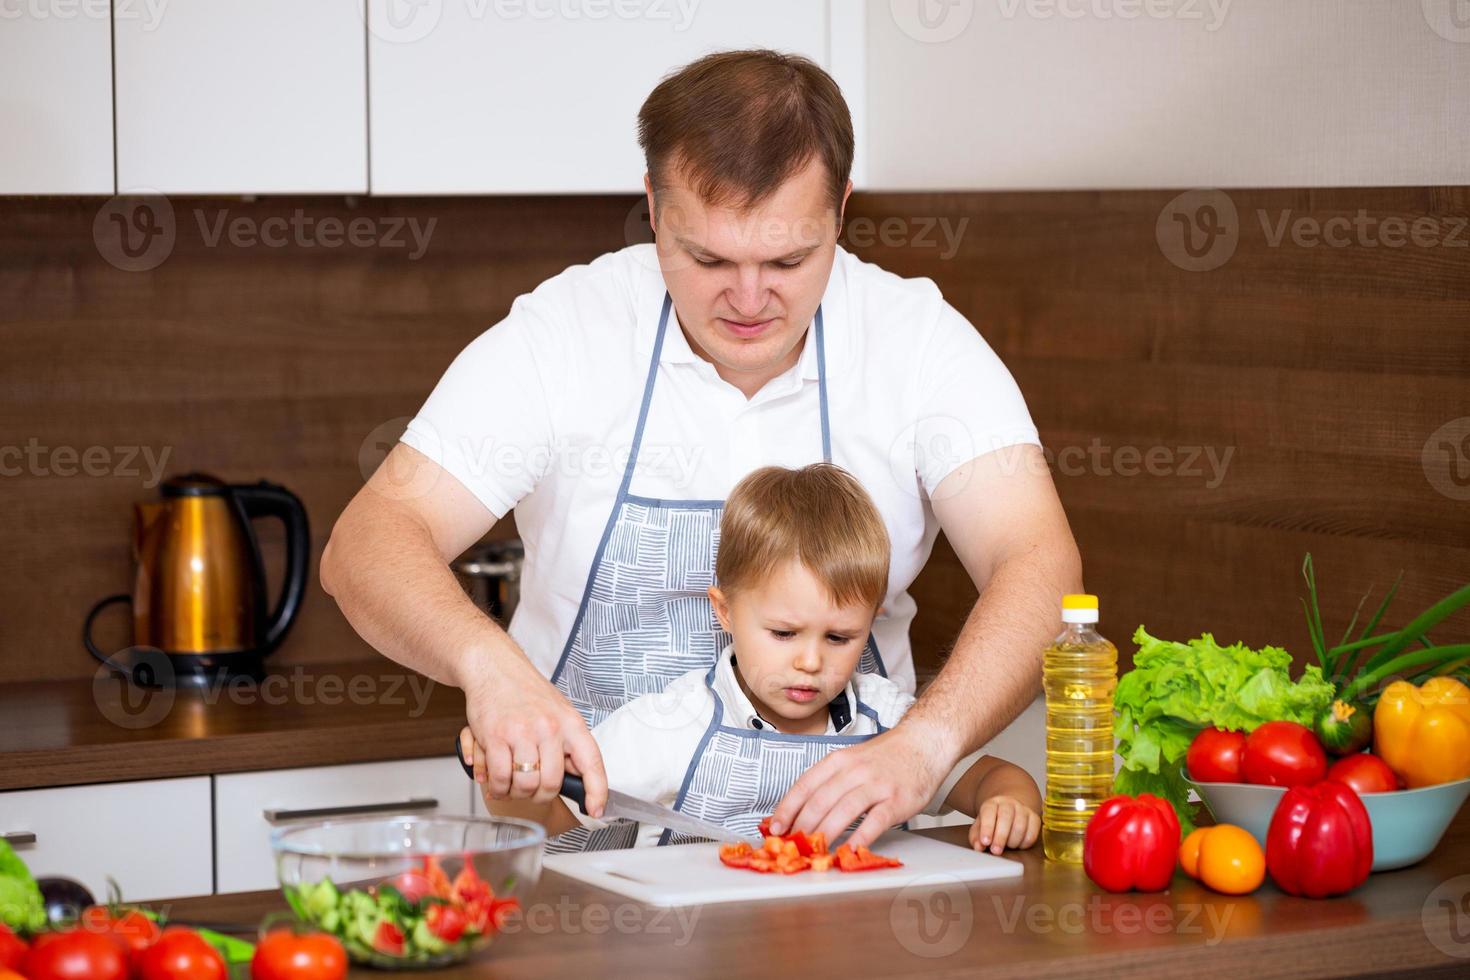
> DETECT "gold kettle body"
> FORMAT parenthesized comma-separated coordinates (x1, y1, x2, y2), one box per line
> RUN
(86, 473, 310, 683)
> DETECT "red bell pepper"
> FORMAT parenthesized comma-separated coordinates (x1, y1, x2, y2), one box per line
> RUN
(722, 821, 901, 874)
(1082, 793, 1181, 893)
(1265, 781, 1373, 898)
(833, 843, 902, 872)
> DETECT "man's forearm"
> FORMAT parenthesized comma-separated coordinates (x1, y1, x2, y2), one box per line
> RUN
(903, 536, 1083, 770)
(321, 499, 517, 692)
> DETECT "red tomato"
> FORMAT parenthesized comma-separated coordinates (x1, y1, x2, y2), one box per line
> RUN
(0, 924, 26, 970)
(0, 969, 26, 980)
(371, 921, 405, 958)
(133, 928, 226, 980)
(386, 869, 435, 905)
(23, 930, 129, 980)
(1187, 727, 1247, 782)
(425, 904, 466, 944)
(1241, 721, 1328, 787)
(80, 906, 162, 956)
(1327, 753, 1400, 795)
(250, 929, 347, 980)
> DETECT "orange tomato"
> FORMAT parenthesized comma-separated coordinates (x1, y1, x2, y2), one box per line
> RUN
(1178, 827, 1208, 879)
(1196, 824, 1265, 895)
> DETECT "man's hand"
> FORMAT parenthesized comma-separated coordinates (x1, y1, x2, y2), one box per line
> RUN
(461, 654, 609, 818)
(766, 721, 953, 847)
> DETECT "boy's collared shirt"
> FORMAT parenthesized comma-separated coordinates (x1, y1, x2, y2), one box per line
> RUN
(570, 646, 956, 848)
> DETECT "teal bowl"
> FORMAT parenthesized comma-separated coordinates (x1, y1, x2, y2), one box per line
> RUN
(1186, 772, 1470, 871)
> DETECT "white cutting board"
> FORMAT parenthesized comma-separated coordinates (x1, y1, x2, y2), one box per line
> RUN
(542, 830, 1023, 907)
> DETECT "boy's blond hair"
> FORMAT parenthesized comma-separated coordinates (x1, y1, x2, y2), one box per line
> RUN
(716, 463, 889, 610)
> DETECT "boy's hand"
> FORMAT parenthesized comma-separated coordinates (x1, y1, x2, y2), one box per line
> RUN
(970, 795, 1040, 855)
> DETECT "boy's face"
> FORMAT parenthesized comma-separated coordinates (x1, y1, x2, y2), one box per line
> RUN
(708, 560, 876, 735)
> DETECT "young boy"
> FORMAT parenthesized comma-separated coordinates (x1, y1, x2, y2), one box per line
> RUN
(464, 463, 1041, 854)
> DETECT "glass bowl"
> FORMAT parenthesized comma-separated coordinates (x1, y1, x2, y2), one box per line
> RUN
(272, 814, 544, 969)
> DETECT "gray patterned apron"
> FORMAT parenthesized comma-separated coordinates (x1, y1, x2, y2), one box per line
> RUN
(546, 292, 884, 852)
(658, 660, 891, 846)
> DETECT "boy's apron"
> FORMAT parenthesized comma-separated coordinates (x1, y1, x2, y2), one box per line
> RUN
(657, 660, 890, 846)
(546, 293, 884, 852)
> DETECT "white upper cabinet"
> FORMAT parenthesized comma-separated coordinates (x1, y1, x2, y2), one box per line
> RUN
(866, 1, 1470, 190)
(0, 7, 114, 194)
(114, 0, 368, 194)
(367, 0, 841, 194)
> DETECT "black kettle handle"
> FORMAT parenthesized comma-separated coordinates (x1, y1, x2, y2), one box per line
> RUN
(232, 481, 311, 656)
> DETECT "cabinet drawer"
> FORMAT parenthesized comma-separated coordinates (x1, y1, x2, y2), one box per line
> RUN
(214, 757, 473, 894)
(0, 778, 212, 901)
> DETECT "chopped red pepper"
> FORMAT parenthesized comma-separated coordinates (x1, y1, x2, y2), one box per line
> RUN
(720, 821, 901, 874)
(834, 843, 903, 872)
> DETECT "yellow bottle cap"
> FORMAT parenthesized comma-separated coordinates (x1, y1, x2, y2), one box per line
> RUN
(1062, 594, 1099, 610)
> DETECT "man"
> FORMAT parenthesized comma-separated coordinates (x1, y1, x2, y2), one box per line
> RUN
(321, 49, 1080, 848)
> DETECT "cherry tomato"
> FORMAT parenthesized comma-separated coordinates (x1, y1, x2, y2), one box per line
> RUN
(80, 906, 162, 956)
(1196, 824, 1266, 895)
(0, 924, 26, 970)
(133, 928, 226, 980)
(386, 869, 434, 905)
(250, 929, 347, 980)
(1178, 827, 1208, 878)
(1327, 752, 1400, 795)
(1187, 727, 1247, 782)
(1241, 721, 1328, 787)
(371, 921, 405, 958)
(425, 904, 466, 944)
(23, 929, 129, 980)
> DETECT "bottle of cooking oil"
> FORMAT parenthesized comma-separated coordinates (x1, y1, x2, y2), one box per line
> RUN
(1041, 594, 1117, 864)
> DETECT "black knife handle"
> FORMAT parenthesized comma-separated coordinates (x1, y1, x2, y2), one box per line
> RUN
(453, 734, 587, 814)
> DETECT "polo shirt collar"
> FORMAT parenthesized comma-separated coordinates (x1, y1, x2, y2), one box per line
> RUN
(712, 645, 857, 735)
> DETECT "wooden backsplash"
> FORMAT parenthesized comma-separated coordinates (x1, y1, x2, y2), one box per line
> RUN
(2, 189, 1467, 684)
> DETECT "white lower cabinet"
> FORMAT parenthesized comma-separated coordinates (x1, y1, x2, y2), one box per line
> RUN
(214, 757, 474, 894)
(0, 778, 213, 901)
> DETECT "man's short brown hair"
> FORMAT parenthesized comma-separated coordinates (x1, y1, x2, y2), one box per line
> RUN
(637, 49, 854, 213)
(716, 464, 889, 611)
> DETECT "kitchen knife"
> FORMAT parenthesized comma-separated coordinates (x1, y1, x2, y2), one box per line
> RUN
(453, 735, 752, 845)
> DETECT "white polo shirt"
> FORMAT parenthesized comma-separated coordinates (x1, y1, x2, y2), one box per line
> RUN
(403, 244, 1040, 692)
(575, 646, 947, 848)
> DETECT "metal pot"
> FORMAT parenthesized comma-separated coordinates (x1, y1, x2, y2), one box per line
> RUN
(452, 538, 523, 624)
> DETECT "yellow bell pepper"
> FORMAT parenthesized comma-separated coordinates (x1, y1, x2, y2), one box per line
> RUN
(1373, 677, 1470, 788)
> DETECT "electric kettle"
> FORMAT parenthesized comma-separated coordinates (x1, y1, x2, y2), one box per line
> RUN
(84, 473, 310, 685)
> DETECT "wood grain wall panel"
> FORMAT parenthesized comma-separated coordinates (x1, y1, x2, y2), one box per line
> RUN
(2, 189, 1467, 684)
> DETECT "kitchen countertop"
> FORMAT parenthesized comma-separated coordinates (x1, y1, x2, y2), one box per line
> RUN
(0, 661, 466, 791)
(164, 821, 1470, 979)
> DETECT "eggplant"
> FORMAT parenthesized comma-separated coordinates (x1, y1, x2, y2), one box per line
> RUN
(35, 876, 96, 927)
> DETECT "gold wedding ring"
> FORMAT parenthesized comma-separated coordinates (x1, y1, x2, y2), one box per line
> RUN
(512, 760, 540, 773)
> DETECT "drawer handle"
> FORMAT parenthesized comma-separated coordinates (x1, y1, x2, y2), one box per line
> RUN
(2, 832, 36, 847)
(263, 798, 439, 824)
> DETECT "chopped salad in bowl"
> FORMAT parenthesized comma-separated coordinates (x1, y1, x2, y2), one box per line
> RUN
(272, 814, 543, 969)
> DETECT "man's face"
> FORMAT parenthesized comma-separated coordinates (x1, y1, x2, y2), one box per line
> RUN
(647, 160, 851, 392)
